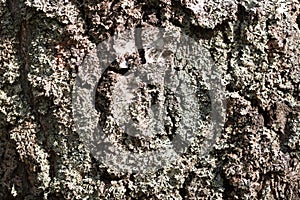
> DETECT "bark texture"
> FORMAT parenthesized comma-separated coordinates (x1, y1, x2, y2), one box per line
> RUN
(0, 0, 299, 199)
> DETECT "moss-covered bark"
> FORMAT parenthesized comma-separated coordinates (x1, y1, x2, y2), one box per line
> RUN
(0, 0, 299, 199)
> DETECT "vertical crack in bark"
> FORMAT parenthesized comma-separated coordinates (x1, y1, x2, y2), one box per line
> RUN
(18, 20, 32, 105)
(8, 2, 50, 196)
(6, 1, 36, 196)
(179, 171, 195, 199)
(134, 24, 146, 64)
(17, 18, 49, 135)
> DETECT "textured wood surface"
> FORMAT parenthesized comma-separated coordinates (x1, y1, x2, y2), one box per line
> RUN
(0, 0, 299, 199)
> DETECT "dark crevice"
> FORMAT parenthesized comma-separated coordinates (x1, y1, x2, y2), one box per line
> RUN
(134, 24, 146, 64)
(95, 60, 130, 132)
(188, 23, 217, 40)
(141, 3, 163, 27)
(13, 5, 51, 137)
(179, 172, 195, 199)
(100, 167, 127, 184)
(241, 91, 271, 128)
(258, 106, 270, 128)
(169, 17, 184, 28)
(235, 4, 249, 58)
(48, 149, 57, 180)
(0, 130, 18, 199)
(237, 4, 249, 22)
(90, 156, 129, 187)
(107, 61, 130, 75)
(109, 0, 121, 12)
(220, 169, 235, 199)
(7, 2, 38, 197)
(18, 25, 50, 136)
(259, 171, 285, 199)
(280, 108, 298, 153)
(224, 5, 254, 94)
(6, 0, 21, 23)
(0, 190, 15, 200)
(170, 0, 195, 23)
(48, 193, 65, 200)
(76, 0, 94, 43)
(124, 174, 135, 198)
(13, 159, 32, 197)
(167, 0, 229, 41)
(225, 51, 235, 92)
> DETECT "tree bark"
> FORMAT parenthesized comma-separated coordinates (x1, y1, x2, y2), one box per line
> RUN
(0, 0, 299, 199)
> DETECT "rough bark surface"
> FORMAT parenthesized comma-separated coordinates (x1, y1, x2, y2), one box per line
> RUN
(0, 0, 299, 199)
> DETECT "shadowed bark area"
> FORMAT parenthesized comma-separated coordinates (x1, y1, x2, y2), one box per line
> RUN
(0, 0, 299, 199)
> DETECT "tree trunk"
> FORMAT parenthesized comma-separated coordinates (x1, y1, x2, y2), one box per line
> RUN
(0, 0, 299, 199)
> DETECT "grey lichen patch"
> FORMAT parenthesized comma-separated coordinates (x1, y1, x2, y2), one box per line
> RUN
(1, 0, 95, 198)
(184, 0, 238, 29)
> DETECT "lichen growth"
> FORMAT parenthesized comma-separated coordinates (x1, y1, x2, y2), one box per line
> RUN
(0, 0, 299, 199)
